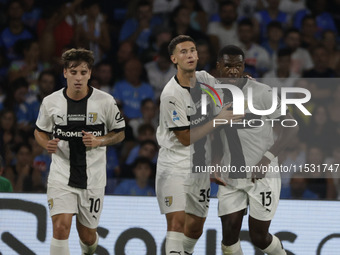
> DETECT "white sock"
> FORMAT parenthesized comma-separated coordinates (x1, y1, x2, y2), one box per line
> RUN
(221, 240, 244, 255)
(182, 235, 198, 254)
(50, 237, 70, 255)
(261, 235, 286, 255)
(166, 231, 184, 255)
(79, 232, 99, 255)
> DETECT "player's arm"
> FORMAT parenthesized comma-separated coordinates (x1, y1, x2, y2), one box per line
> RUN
(253, 113, 299, 180)
(174, 104, 243, 146)
(82, 129, 125, 147)
(34, 129, 60, 154)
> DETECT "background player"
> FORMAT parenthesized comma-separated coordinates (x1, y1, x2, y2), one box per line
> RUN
(156, 35, 243, 255)
(34, 48, 125, 255)
(215, 45, 299, 255)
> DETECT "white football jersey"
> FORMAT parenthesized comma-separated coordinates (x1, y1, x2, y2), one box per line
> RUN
(156, 71, 221, 174)
(36, 87, 125, 189)
(219, 79, 283, 180)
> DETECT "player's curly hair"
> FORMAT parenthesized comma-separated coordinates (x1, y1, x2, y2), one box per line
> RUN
(62, 48, 94, 70)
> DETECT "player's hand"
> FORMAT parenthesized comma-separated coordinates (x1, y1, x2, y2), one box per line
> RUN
(46, 138, 60, 154)
(251, 156, 270, 183)
(216, 104, 244, 122)
(210, 171, 227, 186)
(82, 130, 101, 147)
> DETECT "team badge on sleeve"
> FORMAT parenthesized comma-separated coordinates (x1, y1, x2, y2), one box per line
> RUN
(48, 199, 53, 210)
(165, 196, 173, 207)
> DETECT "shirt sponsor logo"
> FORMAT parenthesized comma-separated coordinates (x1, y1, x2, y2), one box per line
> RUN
(55, 128, 103, 137)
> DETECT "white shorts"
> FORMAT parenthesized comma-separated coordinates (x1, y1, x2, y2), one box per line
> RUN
(47, 182, 105, 229)
(217, 178, 281, 221)
(156, 170, 210, 218)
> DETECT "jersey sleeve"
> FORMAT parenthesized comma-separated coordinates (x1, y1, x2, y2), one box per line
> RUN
(161, 95, 190, 131)
(106, 97, 125, 133)
(35, 100, 53, 133)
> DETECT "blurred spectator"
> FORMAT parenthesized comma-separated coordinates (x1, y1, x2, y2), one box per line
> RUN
(196, 39, 215, 73)
(125, 125, 157, 166)
(282, 28, 313, 75)
(114, 157, 155, 196)
(279, 0, 306, 18)
(261, 21, 285, 59)
(112, 41, 138, 81)
(262, 48, 299, 91)
(0, 49, 9, 81)
(170, 5, 209, 44)
(8, 38, 50, 95)
(253, 0, 290, 43)
(293, 0, 338, 37)
(305, 145, 337, 200)
(37, 0, 81, 63)
(321, 30, 340, 71)
(75, 0, 110, 64)
(280, 172, 318, 199)
(325, 146, 340, 200)
(207, 0, 240, 54)
(1, 77, 33, 131)
(288, 78, 315, 130)
(4, 142, 43, 192)
(180, 0, 208, 32)
(119, 0, 162, 53)
(280, 134, 306, 188)
(152, 0, 179, 15)
(140, 26, 172, 63)
(0, 0, 35, 61)
(303, 45, 336, 78)
(144, 43, 176, 100)
(327, 85, 340, 124)
(111, 58, 154, 120)
(92, 60, 114, 93)
(0, 155, 13, 192)
(21, 0, 41, 30)
(300, 15, 319, 50)
(300, 104, 337, 154)
(237, 18, 271, 76)
(0, 109, 16, 160)
(129, 98, 158, 138)
(26, 69, 56, 129)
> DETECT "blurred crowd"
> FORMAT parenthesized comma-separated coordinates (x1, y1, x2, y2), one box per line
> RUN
(0, 0, 339, 200)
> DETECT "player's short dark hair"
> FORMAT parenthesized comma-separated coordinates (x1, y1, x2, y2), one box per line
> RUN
(277, 48, 293, 58)
(218, 0, 236, 12)
(267, 21, 283, 31)
(217, 45, 245, 61)
(168, 35, 196, 56)
(62, 48, 94, 70)
(132, 156, 152, 170)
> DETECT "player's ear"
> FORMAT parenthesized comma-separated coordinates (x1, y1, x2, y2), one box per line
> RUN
(63, 68, 67, 78)
(170, 54, 177, 65)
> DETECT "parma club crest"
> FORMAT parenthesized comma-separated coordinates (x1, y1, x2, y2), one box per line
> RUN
(48, 198, 53, 210)
(165, 196, 173, 207)
(88, 112, 98, 123)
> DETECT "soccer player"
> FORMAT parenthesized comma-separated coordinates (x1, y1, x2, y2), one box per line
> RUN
(215, 45, 299, 255)
(34, 48, 125, 255)
(156, 35, 243, 255)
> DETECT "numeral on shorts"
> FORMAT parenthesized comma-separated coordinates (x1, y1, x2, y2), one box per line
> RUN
(260, 191, 272, 206)
(198, 188, 210, 202)
(89, 198, 101, 213)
